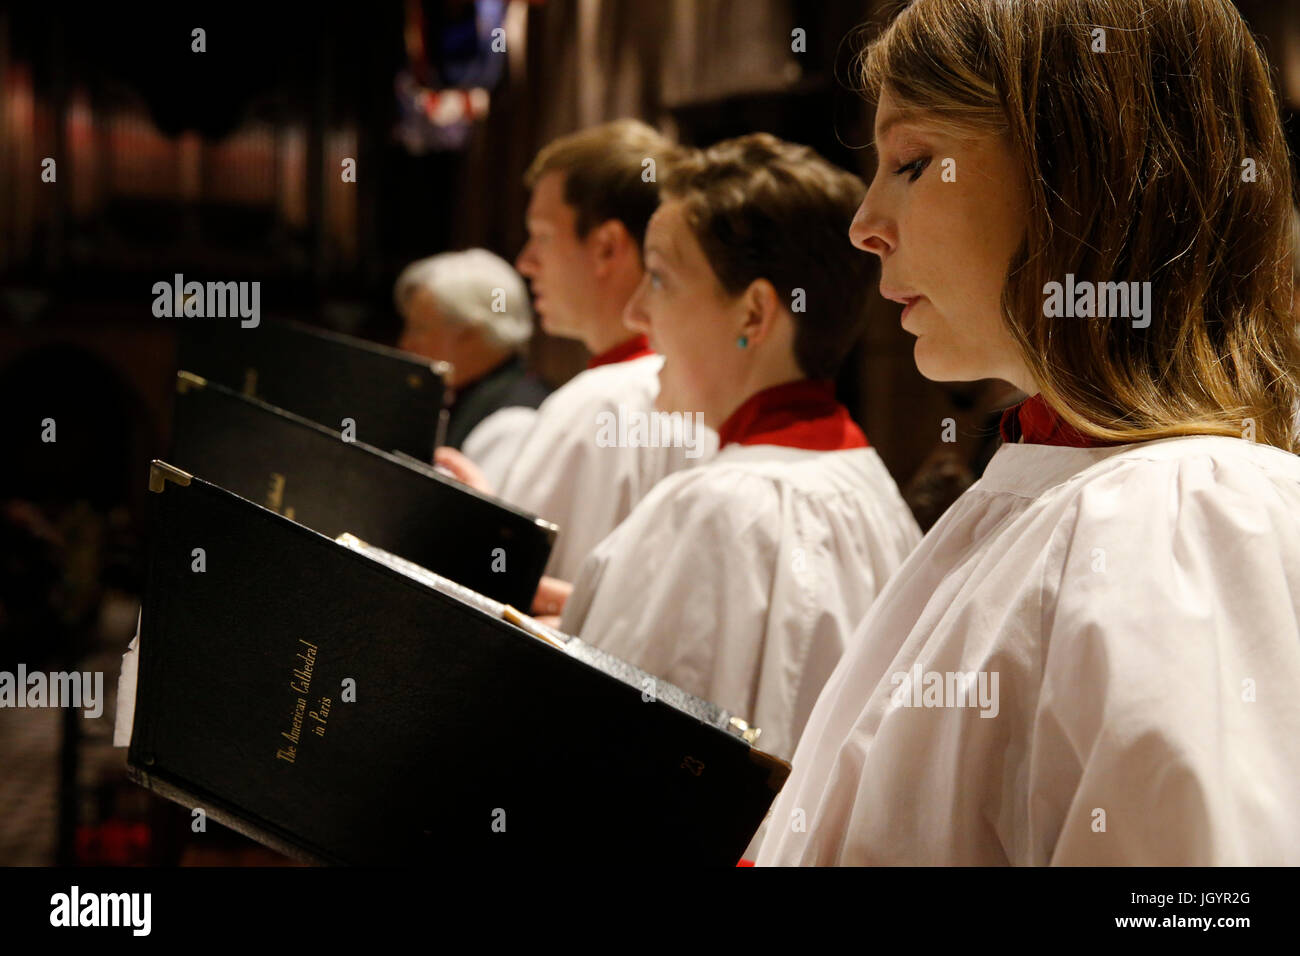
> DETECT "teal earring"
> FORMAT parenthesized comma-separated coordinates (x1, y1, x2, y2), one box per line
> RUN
(737, 335, 749, 349)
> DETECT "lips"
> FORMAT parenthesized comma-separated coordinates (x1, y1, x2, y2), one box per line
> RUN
(879, 285, 921, 306)
(880, 286, 925, 324)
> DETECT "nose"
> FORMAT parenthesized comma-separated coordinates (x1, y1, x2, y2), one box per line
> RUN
(848, 186, 895, 259)
(622, 273, 651, 332)
(515, 241, 537, 278)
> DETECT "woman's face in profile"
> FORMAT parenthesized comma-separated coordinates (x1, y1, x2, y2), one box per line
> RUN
(624, 199, 745, 420)
(851, 87, 1036, 393)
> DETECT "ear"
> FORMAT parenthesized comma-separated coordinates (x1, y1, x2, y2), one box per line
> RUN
(587, 219, 634, 277)
(737, 278, 785, 344)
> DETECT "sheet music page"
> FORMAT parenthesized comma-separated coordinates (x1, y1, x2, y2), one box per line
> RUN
(334, 533, 745, 738)
(333, 533, 570, 646)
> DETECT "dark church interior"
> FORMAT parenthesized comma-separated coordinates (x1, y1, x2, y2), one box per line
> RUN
(2, 0, 1299, 874)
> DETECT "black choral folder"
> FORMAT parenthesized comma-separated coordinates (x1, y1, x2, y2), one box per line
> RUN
(177, 319, 450, 461)
(169, 371, 554, 609)
(129, 462, 789, 865)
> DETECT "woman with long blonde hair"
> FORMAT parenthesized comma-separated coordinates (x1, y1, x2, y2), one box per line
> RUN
(759, 0, 1300, 865)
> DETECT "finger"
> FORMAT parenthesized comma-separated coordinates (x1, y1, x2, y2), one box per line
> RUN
(531, 576, 573, 616)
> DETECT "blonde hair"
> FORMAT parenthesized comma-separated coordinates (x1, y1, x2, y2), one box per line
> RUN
(860, 0, 1300, 452)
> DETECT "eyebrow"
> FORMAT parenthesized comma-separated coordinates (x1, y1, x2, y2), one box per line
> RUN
(644, 241, 675, 266)
(873, 113, 939, 146)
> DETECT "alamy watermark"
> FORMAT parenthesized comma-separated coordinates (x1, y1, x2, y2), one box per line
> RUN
(889, 660, 999, 718)
(595, 403, 707, 459)
(0, 665, 103, 718)
(50, 886, 150, 935)
(151, 273, 260, 327)
(1043, 274, 1151, 329)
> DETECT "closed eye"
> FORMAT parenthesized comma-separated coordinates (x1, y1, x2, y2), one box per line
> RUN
(895, 157, 931, 182)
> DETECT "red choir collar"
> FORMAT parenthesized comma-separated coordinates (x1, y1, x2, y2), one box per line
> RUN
(587, 334, 654, 370)
(999, 394, 1104, 448)
(717, 379, 868, 451)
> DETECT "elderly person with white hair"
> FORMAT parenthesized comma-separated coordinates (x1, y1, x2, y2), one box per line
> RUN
(394, 248, 550, 475)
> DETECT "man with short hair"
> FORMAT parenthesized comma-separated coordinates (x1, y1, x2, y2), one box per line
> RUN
(438, 120, 716, 587)
(394, 248, 550, 462)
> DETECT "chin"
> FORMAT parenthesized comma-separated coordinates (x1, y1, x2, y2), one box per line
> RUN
(912, 336, 982, 384)
(539, 303, 575, 333)
(537, 312, 560, 337)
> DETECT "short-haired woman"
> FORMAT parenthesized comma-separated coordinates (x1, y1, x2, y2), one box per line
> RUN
(560, 134, 923, 768)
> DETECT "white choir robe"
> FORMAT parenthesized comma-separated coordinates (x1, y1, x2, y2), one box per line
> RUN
(756, 435, 1300, 865)
(560, 442, 922, 766)
(460, 406, 539, 491)
(479, 353, 717, 581)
